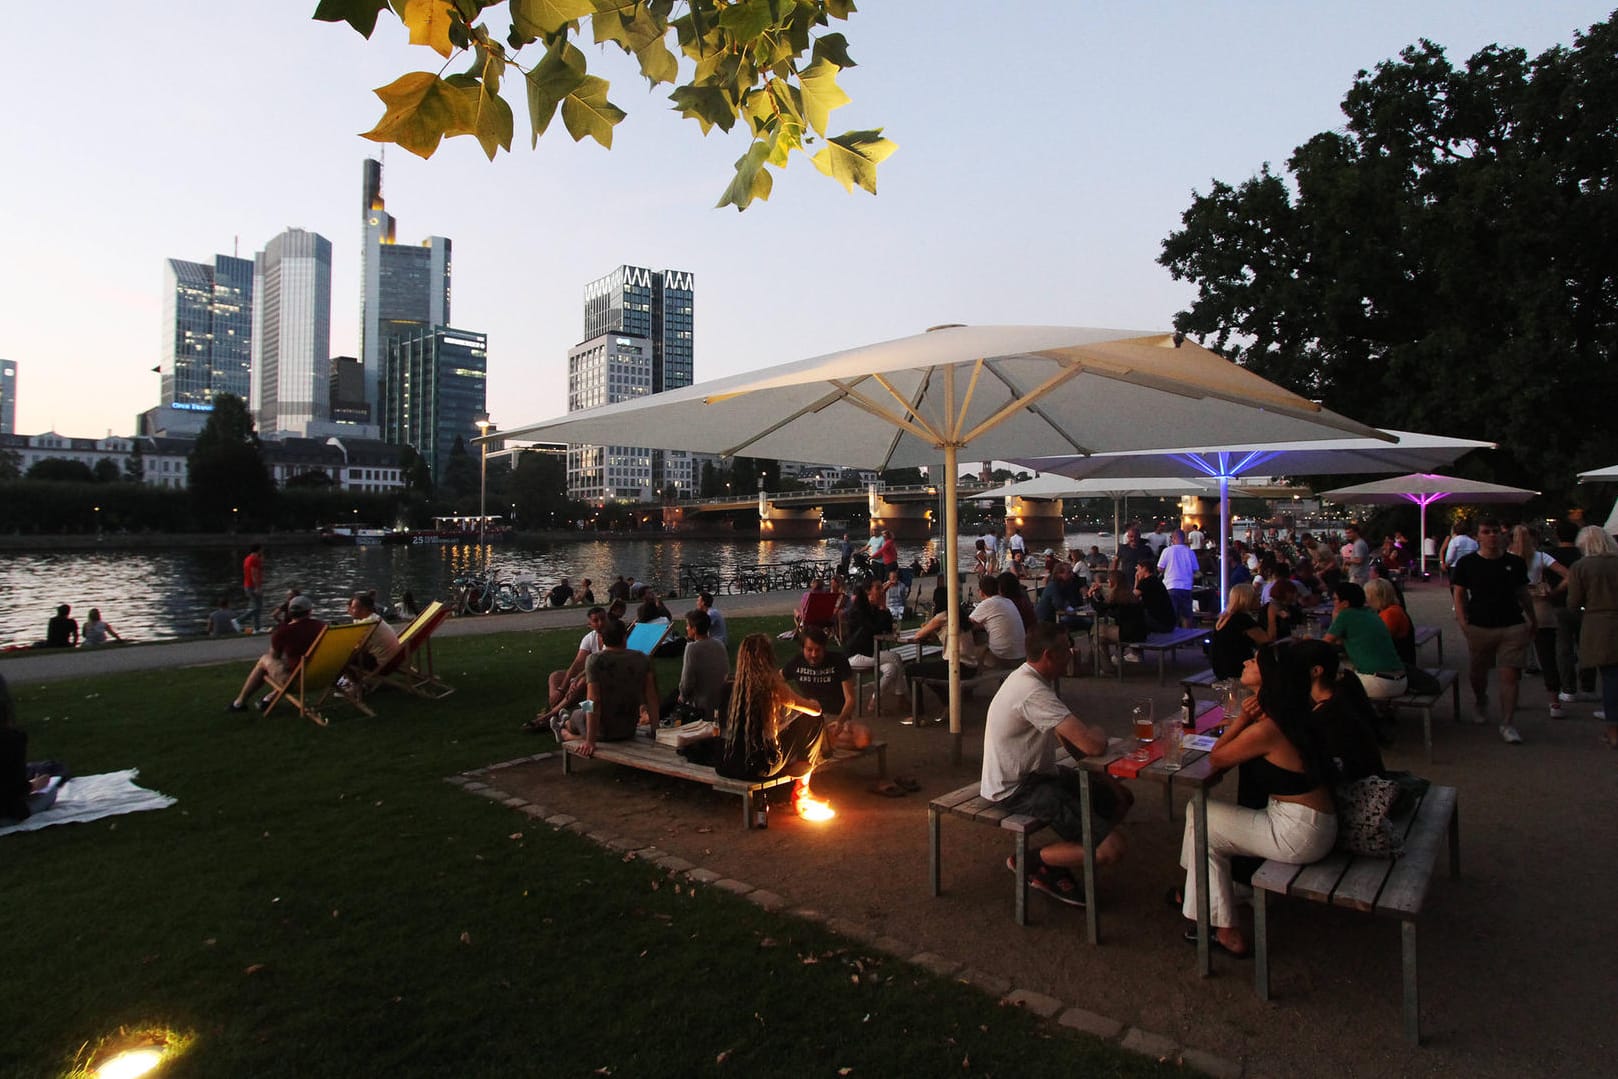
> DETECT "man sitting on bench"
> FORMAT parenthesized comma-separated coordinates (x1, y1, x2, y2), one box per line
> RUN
(528, 606, 607, 733)
(981, 625, 1132, 906)
(558, 618, 658, 756)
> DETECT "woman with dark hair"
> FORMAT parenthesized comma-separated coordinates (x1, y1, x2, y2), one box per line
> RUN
(997, 570, 1038, 631)
(1264, 577, 1304, 640)
(715, 634, 826, 783)
(1089, 569, 1149, 674)
(635, 590, 673, 624)
(1290, 639, 1386, 783)
(1176, 641, 1337, 957)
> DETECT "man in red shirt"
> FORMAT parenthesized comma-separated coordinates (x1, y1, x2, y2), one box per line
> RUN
(227, 595, 325, 712)
(242, 544, 264, 633)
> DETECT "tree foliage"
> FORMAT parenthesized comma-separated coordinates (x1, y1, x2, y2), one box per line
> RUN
(1159, 15, 1618, 498)
(188, 395, 275, 528)
(26, 458, 96, 483)
(314, 0, 895, 209)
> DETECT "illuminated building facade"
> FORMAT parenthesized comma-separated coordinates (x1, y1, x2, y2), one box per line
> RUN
(251, 228, 332, 437)
(382, 327, 487, 481)
(359, 158, 450, 418)
(160, 254, 253, 412)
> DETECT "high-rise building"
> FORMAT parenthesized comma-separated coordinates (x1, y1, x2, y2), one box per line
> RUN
(359, 159, 451, 417)
(251, 228, 332, 437)
(382, 327, 487, 481)
(329, 355, 370, 427)
(159, 254, 253, 412)
(567, 265, 694, 502)
(0, 360, 15, 434)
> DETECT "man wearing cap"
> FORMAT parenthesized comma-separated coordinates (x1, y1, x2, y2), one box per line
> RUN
(227, 594, 326, 712)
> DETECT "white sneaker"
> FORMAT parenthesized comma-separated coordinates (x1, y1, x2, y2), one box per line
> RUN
(1558, 691, 1577, 704)
(1596, 710, 1607, 721)
(1549, 702, 1567, 719)
(1500, 724, 1523, 744)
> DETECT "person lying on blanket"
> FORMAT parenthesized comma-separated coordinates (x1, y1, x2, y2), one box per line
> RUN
(0, 673, 70, 823)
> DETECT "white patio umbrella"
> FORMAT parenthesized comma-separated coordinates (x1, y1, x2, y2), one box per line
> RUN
(1577, 464, 1618, 482)
(1321, 473, 1538, 578)
(970, 474, 1257, 551)
(492, 325, 1385, 752)
(1016, 430, 1492, 600)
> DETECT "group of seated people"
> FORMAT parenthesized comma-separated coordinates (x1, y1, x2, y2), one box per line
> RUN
(39, 603, 124, 649)
(225, 590, 404, 712)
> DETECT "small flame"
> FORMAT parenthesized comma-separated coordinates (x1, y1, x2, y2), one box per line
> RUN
(793, 776, 836, 822)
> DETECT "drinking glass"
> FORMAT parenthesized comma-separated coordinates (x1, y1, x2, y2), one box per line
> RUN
(1131, 698, 1155, 762)
(1158, 719, 1183, 771)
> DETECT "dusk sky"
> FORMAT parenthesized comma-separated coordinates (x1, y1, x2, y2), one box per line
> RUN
(3, 1, 1611, 438)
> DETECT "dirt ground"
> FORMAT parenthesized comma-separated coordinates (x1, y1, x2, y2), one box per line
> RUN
(483, 579, 1617, 1077)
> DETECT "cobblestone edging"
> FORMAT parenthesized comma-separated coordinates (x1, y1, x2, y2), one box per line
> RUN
(448, 756, 1245, 1079)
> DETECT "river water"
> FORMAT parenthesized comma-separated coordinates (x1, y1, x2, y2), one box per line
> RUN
(0, 532, 1116, 646)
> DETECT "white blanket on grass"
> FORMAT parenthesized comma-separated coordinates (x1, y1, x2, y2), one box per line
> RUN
(0, 769, 175, 836)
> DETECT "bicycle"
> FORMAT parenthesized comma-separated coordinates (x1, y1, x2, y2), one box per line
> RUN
(450, 574, 495, 615)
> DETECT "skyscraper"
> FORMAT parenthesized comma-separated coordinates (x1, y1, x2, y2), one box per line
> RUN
(0, 360, 15, 434)
(382, 327, 487, 481)
(567, 266, 694, 502)
(359, 159, 450, 417)
(251, 228, 332, 437)
(160, 254, 253, 412)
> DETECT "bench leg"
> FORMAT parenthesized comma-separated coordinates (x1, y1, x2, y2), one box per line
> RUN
(1079, 770, 1099, 944)
(1436, 631, 1443, 665)
(928, 806, 942, 897)
(1254, 886, 1271, 1000)
(1448, 801, 1461, 879)
(1450, 673, 1461, 723)
(875, 743, 888, 779)
(1194, 787, 1211, 977)
(1423, 704, 1433, 763)
(743, 790, 757, 830)
(1159, 650, 1168, 685)
(562, 748, 574, 775)
(1401, 919, 1421, 1046)
(1014, 831, 1029, 927)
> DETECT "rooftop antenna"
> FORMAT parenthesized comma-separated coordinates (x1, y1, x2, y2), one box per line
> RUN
(234, 235, 239, 257)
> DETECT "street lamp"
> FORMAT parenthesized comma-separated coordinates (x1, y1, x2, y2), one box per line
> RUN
(474, 414, 492, 555)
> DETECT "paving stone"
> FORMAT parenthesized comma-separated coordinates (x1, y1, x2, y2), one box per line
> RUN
(1180, 1047, 1243, 1079)
(629, 846, 663, 862)
(444, 776, 474, 786)
(686, 868, 722, 884)
(484, 757, 530, 771)
(871, 936, 913, 957)
(712, 878, 755, 896)
(605, 836, 645, 852)
(461, 782, 489, 792)
(825, 917, 869, 940)
(545, 813, 577, 828)
(1120, 1028, 1179, 1062)
(532, 751, 556, 760)
(654, 854, 695, 873)
(746, 889, 787, 911)
(1003, 988, 1063, 1018)
(957, 968, 1012, 997)
(1057, 1007, 1124, 1040)
(520, 804, 549, 819)
(473, 787, 509, 801)
(792, 908, 827, 922)
(501, 797, 527, 808)
(910, 952, 962, 978)
(585, 831, 615, 844)
(563, 821, 590, 834)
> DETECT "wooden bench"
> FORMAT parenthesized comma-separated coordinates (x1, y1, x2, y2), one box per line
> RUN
(1107, 626, 1206, 684)
(1252, 784, 1459, 1045)
(907, 667, 1013, 725)
(1412, 624, 1443, 663)
(1179, 667, 1221, 701)
(928, 779, 1048, 925)
(1385, 668, 1460, 761)
(562, 736, 887, 829)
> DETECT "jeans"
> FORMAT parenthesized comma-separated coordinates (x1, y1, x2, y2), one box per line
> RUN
(1181, 798, 1337, 928)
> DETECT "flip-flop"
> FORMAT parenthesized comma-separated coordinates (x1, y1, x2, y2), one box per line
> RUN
(868, 780, 907, 798)
(894, 776, 922, 792)
(1182, 926, 1252, 959)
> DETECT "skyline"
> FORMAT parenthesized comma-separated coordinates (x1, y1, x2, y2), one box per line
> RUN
(3, 1, 1612, 438)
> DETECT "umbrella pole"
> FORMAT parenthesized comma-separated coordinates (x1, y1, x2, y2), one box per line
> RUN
(1113, 496, 1121, 552)
(1419, 504, 1428, 581)
(1219, 475, 1231, 603)
(944, 445, 963, 764)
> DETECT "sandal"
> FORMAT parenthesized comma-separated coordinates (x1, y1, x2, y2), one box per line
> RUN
(1182, 925, 1251, 959)
(868, 780, 907, 798)
(894, 776, 922, 793)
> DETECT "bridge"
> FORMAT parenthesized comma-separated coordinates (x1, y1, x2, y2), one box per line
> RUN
(672, 480, 1000, 514)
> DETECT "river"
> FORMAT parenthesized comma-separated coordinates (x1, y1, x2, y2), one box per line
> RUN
(0, 532, 1118, 646)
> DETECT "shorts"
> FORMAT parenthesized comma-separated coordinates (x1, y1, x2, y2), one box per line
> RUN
(1464, 622, 1531, 672)
(1000, 769, 1120, 846)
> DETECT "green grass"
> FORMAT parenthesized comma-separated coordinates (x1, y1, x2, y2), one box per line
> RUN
(1, 620, 1181, 1078)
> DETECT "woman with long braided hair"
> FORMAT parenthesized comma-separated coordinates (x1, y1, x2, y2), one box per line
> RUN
(715, 633, 826, 782)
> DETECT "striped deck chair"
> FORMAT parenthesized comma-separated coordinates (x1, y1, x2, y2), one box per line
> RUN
(364, 601, 455, 699)
(262, 622, 377, 726)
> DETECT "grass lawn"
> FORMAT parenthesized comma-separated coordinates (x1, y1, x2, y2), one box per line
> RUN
(1, 619, 1182, 1078)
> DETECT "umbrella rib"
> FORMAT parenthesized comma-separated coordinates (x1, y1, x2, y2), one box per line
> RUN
(717, 382, 861, 458)
(832, 379, 947, 446)
(875, 369, 934, 471)
(964, 361, 1091, 450)
(952, 360, 985, 442)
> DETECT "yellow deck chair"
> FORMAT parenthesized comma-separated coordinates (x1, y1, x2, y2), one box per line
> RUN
(364, 601, 455, 699)
(263, 622, 377, 726)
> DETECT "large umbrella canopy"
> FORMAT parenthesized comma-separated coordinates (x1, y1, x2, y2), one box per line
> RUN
(1321, 473, 1538, 575)
(1015, 430, 1492, 599)
(1578, 464, 1618, 482)
(494, 325, 1386, 751)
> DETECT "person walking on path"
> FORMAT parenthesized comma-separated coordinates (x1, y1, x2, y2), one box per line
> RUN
(1157, 528, 1200, 627)
(1565, 526, 1618, 749)
(1451, 517, 1536, 744)
(241, 544, 264, 633)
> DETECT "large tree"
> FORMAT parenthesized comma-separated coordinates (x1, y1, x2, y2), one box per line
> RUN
(315, 0, 895, 210)
(188, 395, 275, 528)
(1159, 15, 1618, 497)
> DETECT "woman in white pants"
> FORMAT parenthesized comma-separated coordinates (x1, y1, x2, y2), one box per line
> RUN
(1178, 641, 1338, 957)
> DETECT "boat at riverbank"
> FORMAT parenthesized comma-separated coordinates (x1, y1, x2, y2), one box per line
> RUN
(409, 515, 513, 545)
(318, 524, 412, 546)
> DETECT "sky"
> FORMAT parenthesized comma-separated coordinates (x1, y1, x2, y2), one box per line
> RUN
(3, 1, 1613, 439)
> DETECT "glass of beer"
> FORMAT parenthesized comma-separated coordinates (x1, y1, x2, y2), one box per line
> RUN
(1131, 698, 1155, 762)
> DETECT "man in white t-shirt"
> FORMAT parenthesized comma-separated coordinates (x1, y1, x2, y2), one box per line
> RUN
(1186, 525, 1205, 551)
(1146, 521, 1171, 554)
(530, 606, 608, 732)
(968, 574, 1027, 665)
(981, 625, 1132, 905)
(1008, 529, 1027, 574)
(1157, 529, 1200, 627)
(1341, 523, 1372, 586)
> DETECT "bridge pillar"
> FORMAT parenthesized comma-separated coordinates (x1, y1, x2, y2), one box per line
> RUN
(870, 497, 933, 542)
(1002, 497, 1066, 546)
(760, 503, 824, 539)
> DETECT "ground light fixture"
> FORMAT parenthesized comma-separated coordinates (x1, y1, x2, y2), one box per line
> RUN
(83, 1027, 190, 1079)
(96, 1046, 165, 1079)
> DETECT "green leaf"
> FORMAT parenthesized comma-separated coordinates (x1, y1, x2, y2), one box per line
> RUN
(445, 73, 515, 158)
(510, 0, 594, 38)
(313, 0, 389, 37)
(560, 75, 627, 147)
(400, 0, 457, 58)
(716, 139, 774, 210)
(824, 0, 857, 19)
(669, 84, 737, 133)
(361, 71, 474, 158)
(812, 31, 855, 69)
(718, 0, 774, 41)
(796, 57, 849, 136)
(523, 39, 587, 144)
(811, 127, 895, 195)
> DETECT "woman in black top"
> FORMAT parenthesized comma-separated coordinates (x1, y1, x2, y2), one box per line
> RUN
(1291, 640, 1385, 784)
(635, 591, 673, 624)
(1090, 570, 1149, 674)
(1209, 583, 1270, 679)
(843, 579, 901, 707)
